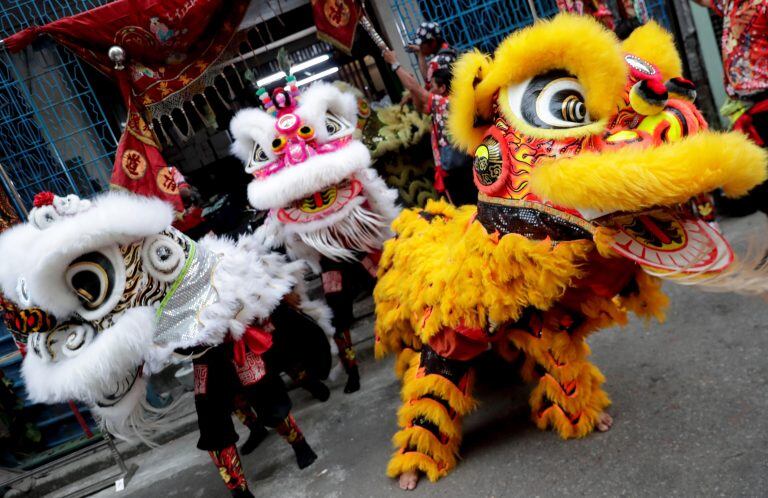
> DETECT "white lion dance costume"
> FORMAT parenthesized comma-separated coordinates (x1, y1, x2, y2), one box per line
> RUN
(229, 78, 400, 392)
(373, 15, 768, 488)
(0, 191, 338, 497)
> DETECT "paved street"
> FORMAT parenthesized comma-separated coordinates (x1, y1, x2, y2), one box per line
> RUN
(68, 216, 768, 498)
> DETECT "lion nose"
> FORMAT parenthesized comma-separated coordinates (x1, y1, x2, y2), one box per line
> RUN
(285, 139, 315, 164)
(629, 79, 669, 116)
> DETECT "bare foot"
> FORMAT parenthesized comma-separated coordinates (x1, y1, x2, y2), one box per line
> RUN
(596, 412, 613, 432)
(398, 470, 420, 491)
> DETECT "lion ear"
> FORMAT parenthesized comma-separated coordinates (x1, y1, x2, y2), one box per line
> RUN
(621, 21, 683, 80)
(447, 50, 493, 153)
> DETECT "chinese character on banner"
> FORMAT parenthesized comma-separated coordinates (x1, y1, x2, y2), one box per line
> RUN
(311, 0, 362, 54)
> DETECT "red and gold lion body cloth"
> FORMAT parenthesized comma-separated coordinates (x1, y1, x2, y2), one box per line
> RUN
(373, 15, 768, 484)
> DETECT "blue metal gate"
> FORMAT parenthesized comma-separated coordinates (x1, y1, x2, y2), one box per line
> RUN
(0, 0, 118, 466)
(0, 0, 118, 216)
(389, 0, 671, 54)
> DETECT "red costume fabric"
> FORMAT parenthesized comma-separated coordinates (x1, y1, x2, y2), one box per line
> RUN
(1, 0, 249, 218)
(710, 0, 768, 99)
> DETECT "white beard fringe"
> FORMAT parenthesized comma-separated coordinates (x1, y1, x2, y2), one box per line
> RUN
(658, 217, 768, 295)
(294, 202, 390, 262)
(93, 376, 189, 447)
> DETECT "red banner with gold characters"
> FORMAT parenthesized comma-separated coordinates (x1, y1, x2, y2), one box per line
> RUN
(0, 186, 21, 235)
(311, 0, 361, 54)
(2, 0, 250, 220)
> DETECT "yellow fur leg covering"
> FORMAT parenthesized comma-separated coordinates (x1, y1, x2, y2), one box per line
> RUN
(394, 348, 419, 380)
(387, 365, 475, 482)
(507, 307, 615, 439)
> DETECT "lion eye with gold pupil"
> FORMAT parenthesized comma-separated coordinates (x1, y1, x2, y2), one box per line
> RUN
(271, 136, 287, 153)
(325, 114, 344, 136)
(298, 125, 315, 140)
(252, 144, 268, 162)
(507, 70, 592, 129)
(65, 252, 115, 311)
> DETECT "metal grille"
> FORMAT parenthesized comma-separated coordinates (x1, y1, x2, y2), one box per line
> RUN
(0, 0, 118, 217)
(389, 0, 671, 53)
(391, 0, 559, 53)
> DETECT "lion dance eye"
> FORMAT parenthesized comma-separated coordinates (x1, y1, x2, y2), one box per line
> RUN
(298, 125, 315, 140)
(507, 70, 592, 129)
(325, 115, 343, 135)
(252, 144, 268, 162)
(271, 136, 287, 153)
(66, 252, 115, 310)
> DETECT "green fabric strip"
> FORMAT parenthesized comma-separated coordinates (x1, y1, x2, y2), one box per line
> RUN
(155, 240, 197, 320)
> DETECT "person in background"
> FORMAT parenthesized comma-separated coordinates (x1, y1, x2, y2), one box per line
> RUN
(693, 0, 768, 215)
(382, 49, 477, 205)
(404, 22, 457, 91)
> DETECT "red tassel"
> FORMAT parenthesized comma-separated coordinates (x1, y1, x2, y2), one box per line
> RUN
(233, 325, 273, 366)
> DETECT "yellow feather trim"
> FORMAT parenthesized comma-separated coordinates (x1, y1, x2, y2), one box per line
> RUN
(397, 398, 462, 440)
(529, 131, 768, 213)
(394, 348, 419, 380)
(447, 50, 493, 152)
(374, 200, 593, 348)
(386, 451, 449, 482)
(392, 426, 459, 465)
(401, 373, 477, 416)
(618, 270, 669, 323)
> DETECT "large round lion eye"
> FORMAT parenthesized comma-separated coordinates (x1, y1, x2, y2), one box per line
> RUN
(507, 70, 592, 129)
(252, 143, 268, 162)
(324, 112, 351, 139)
(66, 252, 115, 310)
(141, 234, 186, 283)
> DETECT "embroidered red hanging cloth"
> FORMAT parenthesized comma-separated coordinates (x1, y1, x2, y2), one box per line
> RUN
(2, 0, 250, 221)
(311, 0, 361, 55)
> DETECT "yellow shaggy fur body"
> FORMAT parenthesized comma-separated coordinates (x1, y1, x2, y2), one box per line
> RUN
(376, 201, 670, 472)
(374, 201, 594, 349)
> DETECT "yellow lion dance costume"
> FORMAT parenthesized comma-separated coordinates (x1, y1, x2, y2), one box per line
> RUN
(374, 14, 768, 485)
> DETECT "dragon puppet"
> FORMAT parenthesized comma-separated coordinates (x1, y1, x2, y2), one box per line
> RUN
(0, 191, 338, 497)
(229, 78, 400, 393)
(373, 14, 768, 488)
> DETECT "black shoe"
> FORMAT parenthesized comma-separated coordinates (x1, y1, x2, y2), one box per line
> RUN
(230, 487, 254, 498)
(292, 439, 317, 469)
(240, 424, 269, 455)
(304, 380, 331, 402)
(343, 367, 360, 394)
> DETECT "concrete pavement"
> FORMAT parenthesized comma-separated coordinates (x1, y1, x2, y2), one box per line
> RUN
(52, 215, 768, 497)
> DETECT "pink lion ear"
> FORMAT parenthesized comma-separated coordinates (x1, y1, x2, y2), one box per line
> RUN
(33, 191, 55, 208)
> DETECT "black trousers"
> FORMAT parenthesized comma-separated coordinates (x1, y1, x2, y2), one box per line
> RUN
(193, 342, 291, 451)
(319, 255, 376, 332)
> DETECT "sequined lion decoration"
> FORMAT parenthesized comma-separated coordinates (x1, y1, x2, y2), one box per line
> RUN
(373, 15, 768, 488)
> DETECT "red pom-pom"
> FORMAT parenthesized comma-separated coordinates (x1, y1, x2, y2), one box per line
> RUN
(33, 191, 55, 208)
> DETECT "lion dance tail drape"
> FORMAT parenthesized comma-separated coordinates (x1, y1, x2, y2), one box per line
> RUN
(2, 0, 250, 217)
